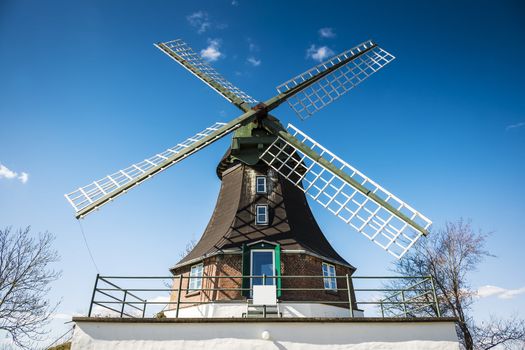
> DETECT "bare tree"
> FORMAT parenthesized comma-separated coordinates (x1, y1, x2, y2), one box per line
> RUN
(388, 219, 492, 350)
(473, 315, 525, 350)
(179, 239, 197, 260)
(0, 226, 60, 348)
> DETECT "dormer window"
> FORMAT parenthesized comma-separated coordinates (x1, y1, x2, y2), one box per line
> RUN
(255, 204, 269, 225)
(256, 176, 267, 194)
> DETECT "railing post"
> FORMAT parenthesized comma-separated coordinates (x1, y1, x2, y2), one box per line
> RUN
(263, 274, 266, 285)
(429, 275, 441, 317)
(401, 290, 407, 317)
(121, 290, 127, 317)
(345, 274, 354, 318)
(142, 299, 147, 318)
(175, 274, 183, 318)
(380, 300, 385, 318)
(88, 273, 99, 317)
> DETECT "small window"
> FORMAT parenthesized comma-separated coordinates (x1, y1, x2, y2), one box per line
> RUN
(322, 262, 337, 291)
(256, 176, 267, 194)
(188, 263, 203, 291)
(255, 204, 269, 225)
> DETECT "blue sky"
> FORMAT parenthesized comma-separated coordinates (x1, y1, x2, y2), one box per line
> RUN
(1, 0, 524, 344)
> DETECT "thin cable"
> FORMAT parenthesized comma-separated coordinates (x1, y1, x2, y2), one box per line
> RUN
(44, 326, 74, 349)
(77, 220, 100, 273)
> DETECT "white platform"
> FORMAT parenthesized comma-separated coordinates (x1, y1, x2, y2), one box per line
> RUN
(71, 317, 460, 350)
(164, 302, 364, 318)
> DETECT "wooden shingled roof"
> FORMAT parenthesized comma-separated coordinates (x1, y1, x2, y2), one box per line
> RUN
(174, 160, 352, 269)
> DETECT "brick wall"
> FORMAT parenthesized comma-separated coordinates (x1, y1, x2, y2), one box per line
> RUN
(169, 252, 357, 311)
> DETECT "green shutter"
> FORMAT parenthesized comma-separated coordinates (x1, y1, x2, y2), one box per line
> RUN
(242, 244, 250, 297)
(275, 244, 281, 297)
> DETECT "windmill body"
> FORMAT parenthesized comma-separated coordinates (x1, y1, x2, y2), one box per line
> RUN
(167, 136, 360, 317)
(66, 38, 459, 349)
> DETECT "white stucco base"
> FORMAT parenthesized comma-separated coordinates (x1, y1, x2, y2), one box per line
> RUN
(71, 318, 459, 350)
(164, 302, 364, 318)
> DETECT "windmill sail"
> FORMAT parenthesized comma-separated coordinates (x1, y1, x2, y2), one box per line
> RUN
(156, 39, 257, 112)
(260, 124, 431, 258)
(276, 41, 394, 120)
(65, 122, 238, 218)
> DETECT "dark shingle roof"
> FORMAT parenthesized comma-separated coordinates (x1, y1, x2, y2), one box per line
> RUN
(176, 162, 351, 268)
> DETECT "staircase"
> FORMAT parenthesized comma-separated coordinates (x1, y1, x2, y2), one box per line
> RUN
(243, 300, 282, 318)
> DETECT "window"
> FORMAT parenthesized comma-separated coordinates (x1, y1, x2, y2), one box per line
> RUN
(188, 263, 203, 291)
(256, 176, 267, 194)
(322, 262, 337, 291)
(255, 204, 269, 225)
(250, 250, 275, 287)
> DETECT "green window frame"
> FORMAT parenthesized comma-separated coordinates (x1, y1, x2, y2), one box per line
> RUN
(242, 243, 281, 297)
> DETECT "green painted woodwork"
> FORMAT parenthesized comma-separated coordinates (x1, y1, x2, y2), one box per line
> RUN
(241, 242, 281, 298)
(241, 244, 250, 297)
(275, 244, 282, 297)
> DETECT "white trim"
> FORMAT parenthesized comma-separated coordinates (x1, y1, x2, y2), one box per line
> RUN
(255, 176, 267, 194)
(189, 263, 203, 291)
(255, 204, 269, 225)
(250, 249, 275, 289)
(164, 302, 363, 319)
(322, 262, 337, 291)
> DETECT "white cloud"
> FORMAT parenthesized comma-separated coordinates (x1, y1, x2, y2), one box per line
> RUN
(306, 45, 334, 62)
(52, 313, 72, 320)
(18, 172, 29, 184)
(90, 305, 141, 318)
(247, 57, 261, 67)
(231, 0, 239, 6)
(148, 295, 170, 303)
(477, 285, 525, 299)
(0, 164, 17, 179)
(506, 121, 525, 131)
(90, 305, 121, 317)
(0, 163, 29, 184)
(319, 27, 336, 38)
(200, 39, 222, 62)
(247, 38, 259, 52)
(187, 11, 211, 34)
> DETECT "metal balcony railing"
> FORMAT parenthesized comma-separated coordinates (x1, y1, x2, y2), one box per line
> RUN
(87, 274, 440, 319)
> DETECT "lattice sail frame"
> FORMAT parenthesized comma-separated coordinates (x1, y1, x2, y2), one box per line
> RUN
(260, 124, 432, 258)
(156, 39, 257, 106)
(277, 41, 395, 120)
(65, 122, 228, 215)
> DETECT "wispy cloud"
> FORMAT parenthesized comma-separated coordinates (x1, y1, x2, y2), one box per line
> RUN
(319, 27, 336, 38)
(148, 295, 170, 303)
(247, 56, 261, 67)
(200, 39, 222, 62)
(506, 121, 525, 131)
(477, 285, 525, 299)
(306, 45, 334, 62)
(231, 0, 239, 6)
(247, 38, 259, 53)
(187, 11, 211, 34)
(245, 38, 261, 67)
(52, 313, 72, 320)
(0, 163, 29, 184)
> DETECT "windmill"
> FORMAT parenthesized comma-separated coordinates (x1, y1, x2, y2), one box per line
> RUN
(65, 38, 431, 260)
